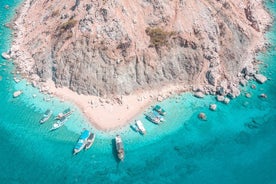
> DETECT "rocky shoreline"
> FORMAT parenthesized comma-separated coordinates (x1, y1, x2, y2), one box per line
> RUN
(1, 0, 273, 129)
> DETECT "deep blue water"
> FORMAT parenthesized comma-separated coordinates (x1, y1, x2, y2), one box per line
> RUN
(0, 1, 275, 184)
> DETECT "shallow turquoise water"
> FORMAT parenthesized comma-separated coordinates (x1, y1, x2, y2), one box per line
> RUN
(0, 1, 275, 184)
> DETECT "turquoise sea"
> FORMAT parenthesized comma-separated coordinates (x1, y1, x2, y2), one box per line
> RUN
(0, 1, 276, 183)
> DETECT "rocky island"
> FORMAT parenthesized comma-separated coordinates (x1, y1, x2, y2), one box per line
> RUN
(8, 0, 272, 130)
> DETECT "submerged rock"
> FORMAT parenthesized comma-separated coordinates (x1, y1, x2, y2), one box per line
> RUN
(216, 95, 225, 102)
(223, 97, 230, 104)
(259, 93, 267, 99)
(198, 113, 207, 121)
(254, 74, 267, 84)
(251, 84, 257, 89)
(245, 93, 251, 98)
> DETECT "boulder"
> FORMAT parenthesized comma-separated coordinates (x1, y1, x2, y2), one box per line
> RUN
(13, 90, 23, 98)
(245, 93, 251, 98)
(254, 74, 267, 84)
(224, 97, 230, 104)
(209, 104, 217, 111)
(157, 95, 163, 102)
(229, 85, 240, 98)
(242, 66, 255, 76)
(239, 79, 247, 86)
(206, 69, 220, 86)
(194, 91, 205, 98)
(216, 95, 225, 102)
(198, 112, 207, 121)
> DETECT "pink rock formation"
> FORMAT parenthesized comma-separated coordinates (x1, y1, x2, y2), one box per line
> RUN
(10, 0, 272, 98)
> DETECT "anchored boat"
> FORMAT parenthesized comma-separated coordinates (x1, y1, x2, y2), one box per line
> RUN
(73, 129, 90, 155)
(135, 120, 146, 135)
(144, 111, 164, 124)
(115, 135, 125, 161)
(153, 105, 166, 116)
(50, 116, 67, 131)
(40, 109, 52, 124)
(85, 133, 96, 150)
(55, 108, 73, 120)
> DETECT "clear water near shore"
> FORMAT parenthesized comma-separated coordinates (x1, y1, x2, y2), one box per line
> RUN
(0, 1, 276, 183)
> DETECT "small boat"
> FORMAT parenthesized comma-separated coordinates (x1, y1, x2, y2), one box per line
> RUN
(1, 52, 11, 60)
(153, 105, 166, 116)
(55, 108, 73, 120)
(85, 133, 96, 150)
(50, 116, 67, 131)
(73, 129, 90, 155)
(135, 120, 146, 135)
(115, 135, 125, 161)
(40, 109, 53, 124)
(144, 111, 162, 124)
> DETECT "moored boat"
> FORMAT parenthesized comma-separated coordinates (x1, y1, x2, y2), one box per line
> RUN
(55, 108, 73, 120)
(73, 129, 91, 155)
(85, 133, 96, 150)
(50, 116, 67, 131)
(144, 111, 162, 124)
(135, 120, 146, 135)
(40, 109, 53, 124)
(115, 135, 125, 161)
(1, 52, 11, 60)
(153, 105, 166, 116)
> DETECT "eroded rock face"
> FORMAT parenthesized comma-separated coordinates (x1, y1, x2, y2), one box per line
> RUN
(11, 0, 271, 97)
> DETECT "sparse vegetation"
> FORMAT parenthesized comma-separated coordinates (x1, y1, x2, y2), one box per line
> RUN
(145, 27, 175, 48)
(51, 10, 60, 17)
(60, 19, 77, 31)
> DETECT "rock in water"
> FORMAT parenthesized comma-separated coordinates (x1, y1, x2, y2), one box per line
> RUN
(194, 92, 205, 98)
(245, 93, 251, 98)
(216, 95, 225, 102)
(13, 90, 23, 98)
(259, 93, 267, 99)
(209, 104, 217, 111)
(224, 97, 230, 104)
(198, 113, 207, 121)
(254, 74, 267, 84)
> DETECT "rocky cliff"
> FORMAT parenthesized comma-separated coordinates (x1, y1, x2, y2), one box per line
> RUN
(11, 0, 271, 97)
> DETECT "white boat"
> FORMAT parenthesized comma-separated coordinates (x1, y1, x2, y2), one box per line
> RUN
(144, 111, 161, 124)
(85, 133, 96, 150)
(50, 116, 67, 131)
(73, 129, 90, 155)
(55, 108, 73, 120)
(40, 109, 53, 124)
(135, 120, 146, 135)
(115, 135, 125, 161)
(1, 52, 11, 60)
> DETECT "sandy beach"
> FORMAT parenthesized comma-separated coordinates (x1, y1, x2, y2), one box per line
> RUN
(44, 80, 190, 130)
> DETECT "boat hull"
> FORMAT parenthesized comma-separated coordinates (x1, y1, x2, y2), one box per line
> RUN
(73, 130, 91, 155)
(115, 135, 125, 161)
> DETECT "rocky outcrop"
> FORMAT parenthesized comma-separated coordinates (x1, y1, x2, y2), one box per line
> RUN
(254, 74, 267, 84)
(194, 91, 205, 98)
(10, 0, 272, 97)
(209, 104, 217, 111)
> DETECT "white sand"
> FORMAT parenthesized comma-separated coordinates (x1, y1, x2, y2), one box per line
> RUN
(44, 80, 189, 130)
